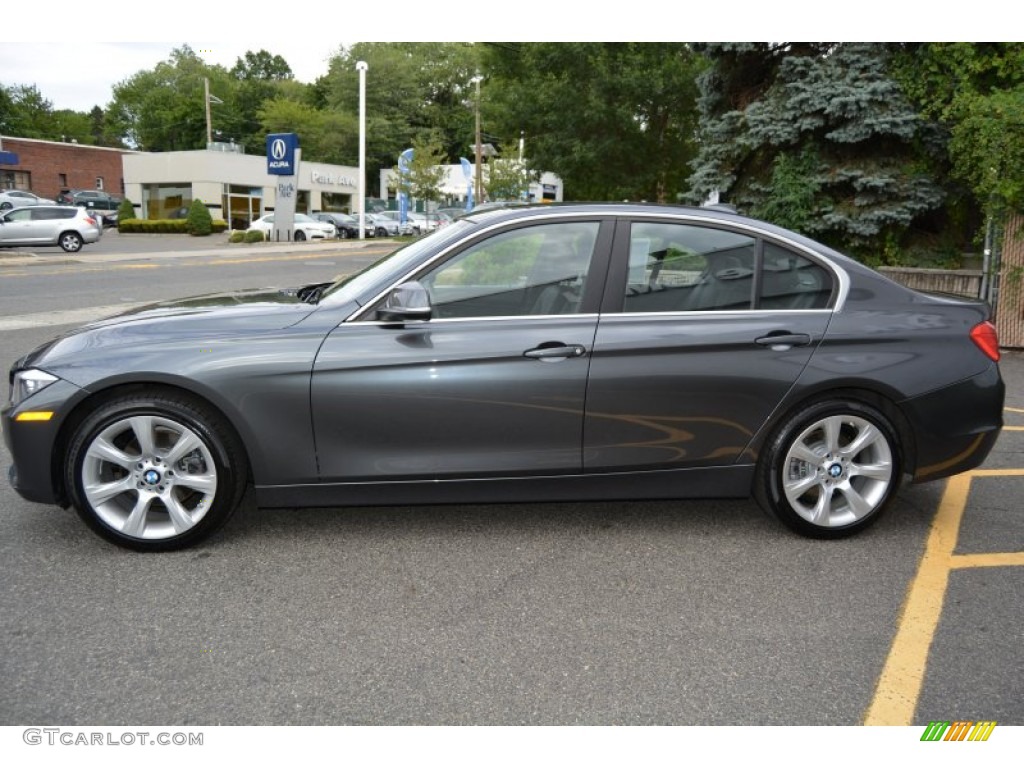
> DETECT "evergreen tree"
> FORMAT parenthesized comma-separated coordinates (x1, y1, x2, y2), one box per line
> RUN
(689, 43, 945, 262)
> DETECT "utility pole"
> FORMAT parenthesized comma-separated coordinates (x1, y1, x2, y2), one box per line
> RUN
(204, 78, 223, 147)
(474, 76, 483, 206)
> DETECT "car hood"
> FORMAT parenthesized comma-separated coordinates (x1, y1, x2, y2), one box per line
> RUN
(20, 286, 321, 370)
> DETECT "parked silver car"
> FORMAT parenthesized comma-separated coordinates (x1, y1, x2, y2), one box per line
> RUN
(0, 190, 55, 210)
(0, 205, 103, 252)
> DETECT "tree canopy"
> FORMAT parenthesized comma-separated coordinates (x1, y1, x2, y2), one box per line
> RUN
(5, 41, 1024, 266)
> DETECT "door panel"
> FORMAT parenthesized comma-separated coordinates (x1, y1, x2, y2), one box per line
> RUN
(311, 219, 611, 482)
(312, 317, 598, 481)
(583, 311, 829, 471)
(583, 218, 834, 472)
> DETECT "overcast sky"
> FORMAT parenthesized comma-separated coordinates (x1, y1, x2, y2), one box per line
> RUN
(0, 41, 344, 113)
(0, 7, 1003, 115)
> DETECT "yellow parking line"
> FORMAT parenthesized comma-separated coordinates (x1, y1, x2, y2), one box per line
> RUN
(863, 475, 969, 725)
(951, 552, 1024, 568)
(865, 464, 1024, 725)
(1003, 426, 1024, 431)
(1005, 407, 1024, 414)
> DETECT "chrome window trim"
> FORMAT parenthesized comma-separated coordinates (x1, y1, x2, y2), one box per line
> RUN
(344, 210, 850, 324)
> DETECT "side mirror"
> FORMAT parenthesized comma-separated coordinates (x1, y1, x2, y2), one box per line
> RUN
(376, 281, 432, 322)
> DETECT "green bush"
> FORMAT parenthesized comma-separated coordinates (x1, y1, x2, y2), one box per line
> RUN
(228, 231, 245, 243)
(211, 219, 228, 233)
(117, 198, 136, 223)
(186, 199, 213, 236)
(244, 229, 266, 243)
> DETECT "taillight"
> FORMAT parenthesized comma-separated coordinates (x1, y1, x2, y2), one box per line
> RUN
(970, 320, 1000, 362)
(84, 216, 97, 226)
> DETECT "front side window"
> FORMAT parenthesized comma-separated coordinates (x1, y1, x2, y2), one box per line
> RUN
(624, 222, 756, 312)
(417, 221, 600, 319)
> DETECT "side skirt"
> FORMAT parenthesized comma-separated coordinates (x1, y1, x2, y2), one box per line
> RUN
(254, 465, 755, 509)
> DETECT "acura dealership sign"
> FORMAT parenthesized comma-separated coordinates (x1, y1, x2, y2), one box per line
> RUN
(266, 133, 298, 175)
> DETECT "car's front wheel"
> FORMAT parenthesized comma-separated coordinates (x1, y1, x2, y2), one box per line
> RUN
(294, 230, 307, 242)
(376, 227, 387, 237)
(65, 393, 248, 551)
(755, 399, 901, 538)
(59, 232, 84, 252)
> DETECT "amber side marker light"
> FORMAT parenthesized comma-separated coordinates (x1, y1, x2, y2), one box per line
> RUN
(970, 321, 1001, 362)
(15, 412, 54, 422)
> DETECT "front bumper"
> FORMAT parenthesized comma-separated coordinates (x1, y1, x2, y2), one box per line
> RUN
(2, 378, 85, 505)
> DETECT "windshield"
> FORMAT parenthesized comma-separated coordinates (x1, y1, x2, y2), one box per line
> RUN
(319, 220, 475, 306)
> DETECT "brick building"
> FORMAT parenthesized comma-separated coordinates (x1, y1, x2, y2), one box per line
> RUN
(0, 137, 136, 200)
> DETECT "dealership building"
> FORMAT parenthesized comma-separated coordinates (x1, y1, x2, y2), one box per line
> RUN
(1, 136, 563, 228)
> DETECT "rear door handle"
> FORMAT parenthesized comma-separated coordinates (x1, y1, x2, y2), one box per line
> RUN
(524, 344, 587, 360)
(754, 333, 812, 349)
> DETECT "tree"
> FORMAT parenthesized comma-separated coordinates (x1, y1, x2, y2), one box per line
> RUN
(688, 43, 946, 263)
(891, 43, 1024, 223)
(258, 97, 356, 165)
(482, 43, 705, 202)
(485, 154, 537, 201)
(318, 42, 480, 186)
(393, 137, 447, 209)
(106, 45, 242, 151)
(2, 84, 55, 139)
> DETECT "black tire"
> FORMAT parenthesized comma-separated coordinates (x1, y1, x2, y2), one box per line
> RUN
(0, 201, 12, 210)
(754, 399, 902, 538)
(294, 230, 307, 242)
(65, 392, 248, 551)
(59, 232, 83, 252)
(340, 228, 350, 238)
(376, 227, 387, 237)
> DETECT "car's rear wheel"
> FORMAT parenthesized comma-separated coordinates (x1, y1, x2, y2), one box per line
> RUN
(65, 393, 248, 551)
(0, 201, 12, 210)
(376, 227, 387, 237)
(59, 232, 83, 252)
(294, 230, 307, 242)
(755, 399, 901, 538)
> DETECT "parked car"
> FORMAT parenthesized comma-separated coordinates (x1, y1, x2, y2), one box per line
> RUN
(0, 204, 102, 252)
(365, 212, 406, 237)
(313, 212, 374, 239)
(2, 203, 1004, 550)
(247, 213, 336, 241)
(56, 189, 120, 212)
(0, 190, 55, 210)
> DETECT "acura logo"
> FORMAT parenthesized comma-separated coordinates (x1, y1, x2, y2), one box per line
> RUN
(271, 139, 287, 160)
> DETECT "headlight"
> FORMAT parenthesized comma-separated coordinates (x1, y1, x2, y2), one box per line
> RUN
(10, 369, 59, 406)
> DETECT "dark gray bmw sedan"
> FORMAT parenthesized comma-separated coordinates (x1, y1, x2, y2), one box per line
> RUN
(2, 204, 1005, 550)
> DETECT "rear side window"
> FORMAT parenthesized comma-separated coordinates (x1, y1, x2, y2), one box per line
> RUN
(624, 222, 756, 312)
(759, 242, 833, 310)
(31, 208, 75, 220)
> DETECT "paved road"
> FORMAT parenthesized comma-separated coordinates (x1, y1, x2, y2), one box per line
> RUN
(1, 236, 1021, 727)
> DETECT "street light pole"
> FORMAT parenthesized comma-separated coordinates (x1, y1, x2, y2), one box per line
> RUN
(356, 61, 368, 240)
(473, 75, 483, 207)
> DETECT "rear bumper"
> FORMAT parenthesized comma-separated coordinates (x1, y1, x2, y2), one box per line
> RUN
(900, 362, 1005, 482)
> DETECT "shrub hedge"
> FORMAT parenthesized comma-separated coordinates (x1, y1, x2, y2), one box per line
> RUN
(118, 219, 228, 234)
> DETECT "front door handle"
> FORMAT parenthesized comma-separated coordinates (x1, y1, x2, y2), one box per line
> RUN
(524, 343, 587, 360)
(755, 332, 812, 350)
